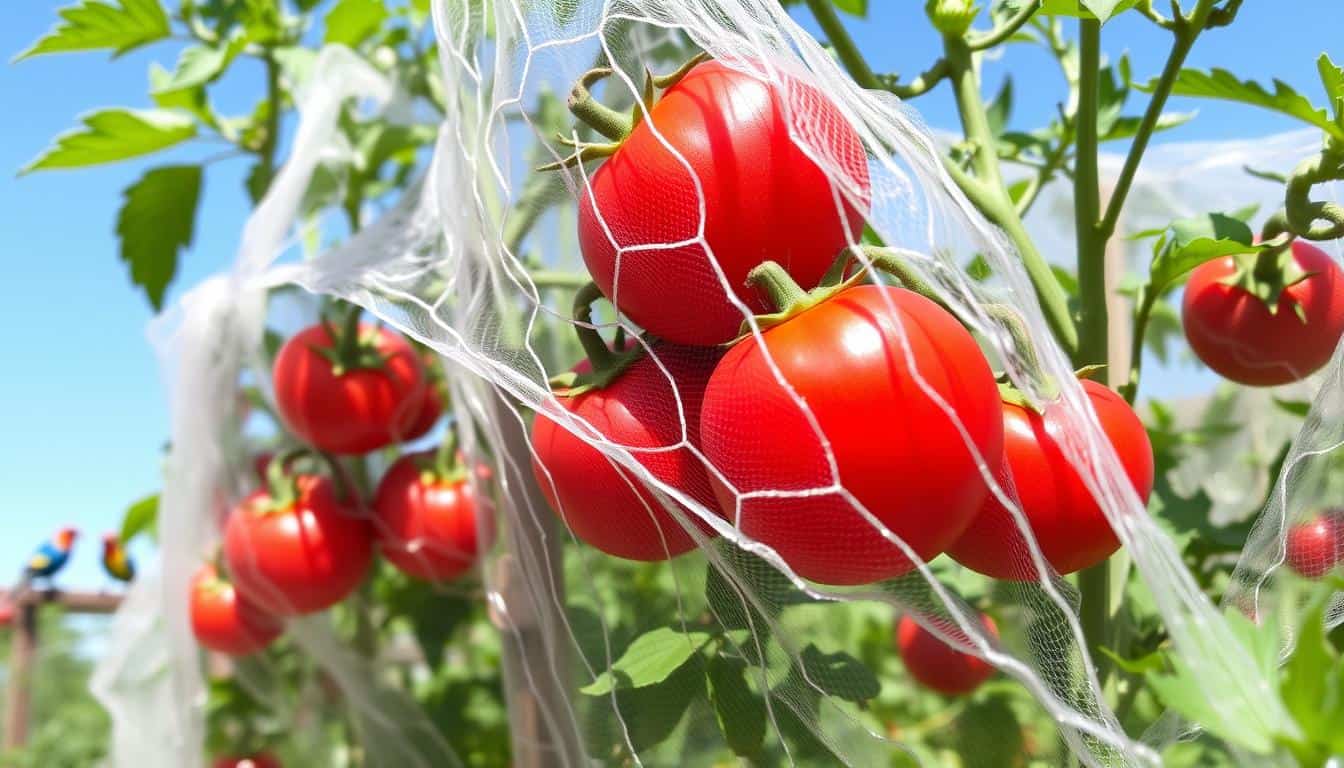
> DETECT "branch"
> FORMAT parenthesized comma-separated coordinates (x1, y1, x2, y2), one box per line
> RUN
(804, 0, 878, 90)
(882, 59, 949, 99)
(967, 0, 1042, 52)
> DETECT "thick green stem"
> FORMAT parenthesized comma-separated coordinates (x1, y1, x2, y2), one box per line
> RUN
(567, 68, 634, 142)
(804, 0, 879, 90)
(967, 0, 1042, 52)
(1120, 289, 1156, 403)
(259, 48, 281, 181)
(572, 282, 616, 371)
(943, 37, 1079, 357)
(747, 261, 811, 313)
(1072, 17, 1113, 688)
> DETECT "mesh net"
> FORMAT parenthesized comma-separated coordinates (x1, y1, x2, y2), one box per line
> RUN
(86, 3, 1344, 767)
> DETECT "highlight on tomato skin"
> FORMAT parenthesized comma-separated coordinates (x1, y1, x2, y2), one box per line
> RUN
(211, 754, 281, 768)
(1284, 512, 1343, 579)
(699, 283, 1004, 586)
(1182, 240, 1344, 387)
(530, 344, 723, 562)
(947, 379, 1155, 580)
(576, 58, 871, 346)
(896, 612, 999, 697)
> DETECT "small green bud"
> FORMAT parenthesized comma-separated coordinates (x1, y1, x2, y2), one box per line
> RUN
(925, 0, 981, 36)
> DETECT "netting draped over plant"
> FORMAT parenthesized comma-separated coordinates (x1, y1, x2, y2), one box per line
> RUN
(88, 1, 1344, 767)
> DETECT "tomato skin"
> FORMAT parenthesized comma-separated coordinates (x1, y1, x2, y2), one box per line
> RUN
(699, 284, 1003, 585)
(212, 755, 281, 768)
(1285, 514, 1342, 579)
(398, 385, 444, 443)
(531, 345, 722, 561)
(273, 324, 426, 454)
(947, 380, 1154, 579)
(189, 564, 283, 656)
(896, 613, 998, 696)
(1182, 241, 1344, 386)
(223, 475, 373, 616)
(577, 60, 871, 346)
(373, 453, 496, 581)
(0, 599, 14, 627)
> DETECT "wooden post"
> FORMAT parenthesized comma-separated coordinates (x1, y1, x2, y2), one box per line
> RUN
(488, 391, 584, 768)
(2, 589, 123, 750)
(3, 599, 37, 750)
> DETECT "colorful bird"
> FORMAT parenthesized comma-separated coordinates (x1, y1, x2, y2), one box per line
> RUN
(101, 533, 136, 584)
(23, 526, 79, 587)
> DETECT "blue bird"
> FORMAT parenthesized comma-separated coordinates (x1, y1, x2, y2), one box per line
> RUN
(22, 527, 79, 587)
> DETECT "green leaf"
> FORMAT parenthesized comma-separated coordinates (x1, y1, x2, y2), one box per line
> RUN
(966, 254, 993, 281)
(1098, 646, 1165, 675)
(116, 166, 202, 310)
(1141, 67, 1343, 141)
(152, 39, 244, 94)
(380, 576, 473, 668)
(1317, 54, 1344, 125)
(798, 644, 880, 703)
(582, 659, 703, 756)
(953, 696, 1023, 768)
(15, 0, 169, 61)
(707, 655, 766, 758)
(148, 63, 217, 129)
(1100, 111, 1195, 143)
(581, 628, 712, 695)
(832, 0, 868, 16)
(22, 109, 196, 173)
(119, 493, 159, 544)
(1281, 602, 1335, 744)
(324, 0, 389, 47)
(985, 77, 1013, 138)
(1146, 213, 1259, 297)
(1272, 398, 1312, 418)
(1038, 0, 1138, 21)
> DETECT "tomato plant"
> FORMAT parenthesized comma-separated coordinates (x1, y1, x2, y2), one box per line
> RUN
(1183, 240, 1344, 386)
(896, 613, 999, 696)
(700, 268, 1003, 585)
(189, 563, 283, 656)
(223, 467, 373, 616)
(272, 321, 426, 455)
(948, 379, 1155, 578)
(570, 59, 870, 346)
(374, 451, 496, 581)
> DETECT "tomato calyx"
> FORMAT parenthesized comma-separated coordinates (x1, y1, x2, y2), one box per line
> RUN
(308, 304, 394, 376)
(1217, 236, 1317, 322)
(548, 282, 647, 397)
(411, 428, 469, 487)
(538, 52, 712, 172)
(253, 448, 352, 513)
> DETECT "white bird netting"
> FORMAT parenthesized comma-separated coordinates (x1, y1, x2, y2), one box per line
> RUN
(87, 2, 1344, 767)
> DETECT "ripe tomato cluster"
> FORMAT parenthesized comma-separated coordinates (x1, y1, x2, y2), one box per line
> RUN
(189, 317, 494, 658)
(531, 55, 1159, 696)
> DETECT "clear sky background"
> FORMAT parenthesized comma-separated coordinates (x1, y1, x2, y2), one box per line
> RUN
(2, 1, 1340, 590)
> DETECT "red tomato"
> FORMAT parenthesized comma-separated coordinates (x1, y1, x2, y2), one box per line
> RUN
(947, 379, 1154, 579)
(699, 284, 1003, 585)
(531, 345, 722, 561)
(373, 453, 496, 581)
(0, 599, 14, 627)
(896, 612, 998, 696)
(212, 755, 280, 768)
(398, 385, 444, 443)
(577, 60, 871, 345)
(272, 324, 426, 454)
(1183, 240, 1344, 386)
(223, 474, 373, 616)
(189, 563, 282, 656)
(1285, 514, 1342, 579)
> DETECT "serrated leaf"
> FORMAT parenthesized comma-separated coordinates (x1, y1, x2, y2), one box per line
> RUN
(1318, 54, 1344, 124)
(707, 655, 766, 758)
(22, 108, 196, 173)
(1147, 213, 1259, 296)
(15, 0, 169, 61)
(581, 628, 711, 695)
(1141, 68, 1343, 140)
(149, 63, 218, 129)
(120, 493, 159, 544)
(324, 0, 389, 47)
(153, 39, 244, 94)
(116, 165, 202, 310)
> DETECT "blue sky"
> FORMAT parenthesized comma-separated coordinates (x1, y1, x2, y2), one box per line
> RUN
(2, 1, 1340, 590)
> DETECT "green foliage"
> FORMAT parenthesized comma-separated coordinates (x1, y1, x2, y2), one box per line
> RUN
(15, 0, 169, 61)
(21, 109, 196, 174)
(581, 627, 713, 695)
(117, 166, 203, 310)
(1142, 66, 1344, 141)
(119, 492, 159, 545)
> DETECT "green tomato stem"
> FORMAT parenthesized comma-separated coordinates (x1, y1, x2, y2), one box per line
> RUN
(746, 261, 812, 315)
